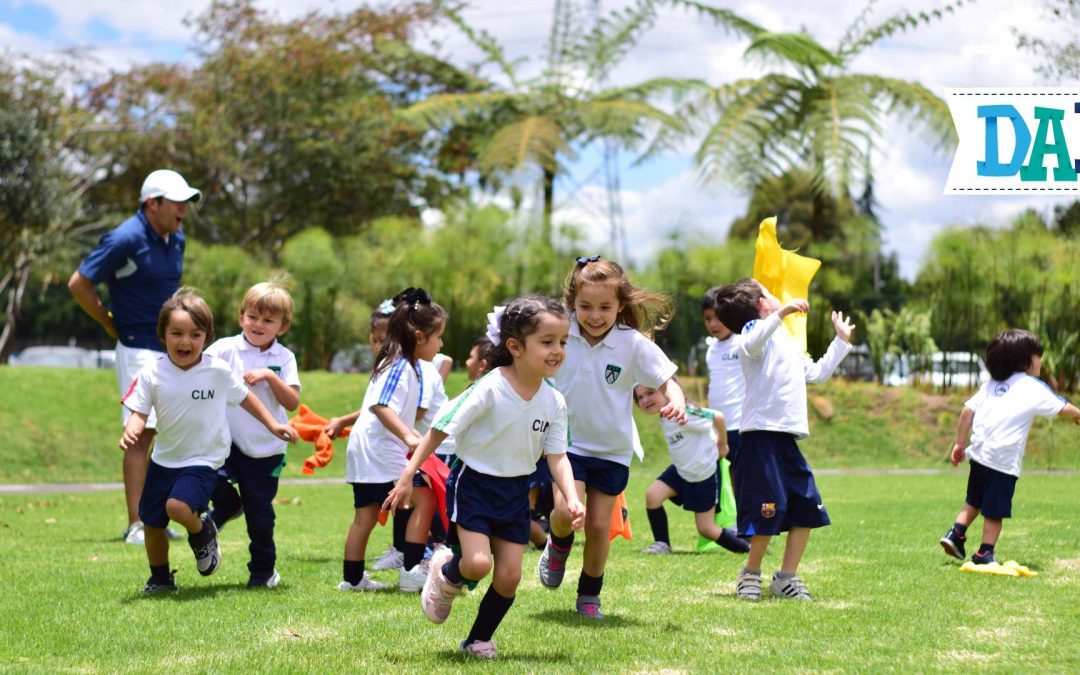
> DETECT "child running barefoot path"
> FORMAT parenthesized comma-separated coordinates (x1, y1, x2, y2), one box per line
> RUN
(940, 329, 1080, 565)
(205, 281, 301, 588)
(326, 288, 446, 592)
(385, 296, 585, 660)
(713, 278, 854, 601)
(540, 256, 688, 619)
(120, 290, 297, 593)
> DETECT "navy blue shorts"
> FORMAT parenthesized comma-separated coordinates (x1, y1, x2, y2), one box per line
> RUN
(139, 461, 218, 528)
(528, 457, 552, 488)
(733, 431, 830, 537)
(449, 464, 531, 544)
(351, 473, 426, 509)
(658, 464, 718, 513)
(965, 460, 1018, 519)
(567, 452, 630, 496)
(725, 429, 742, 467)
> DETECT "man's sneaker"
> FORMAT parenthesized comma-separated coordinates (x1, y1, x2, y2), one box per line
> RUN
(971, 550, 996, 565)
(940, 527, 967, 560)
(769, 573, 813, 600)
(399, 561, 429, 592)
(372, 545, 404, 571)
(123, 521, 145, 545)
(421, 548, 463, 624)
(718, 528, 751, 554)
(338, 574, 391, 592)
(736, 567, 762, 601)
(248, 569, 281, 589)
(537, 537, 571, 589)
(460, 639, 497, 660)
(576, 594, 604, 619)
(189, 515, 221, 577)
(142, 574, 178, 594)
(641, 541, 672, 554)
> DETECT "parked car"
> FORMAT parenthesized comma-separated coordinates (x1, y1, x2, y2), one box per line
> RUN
(9, 346, 116, 369)
(884, 351, 989, 388)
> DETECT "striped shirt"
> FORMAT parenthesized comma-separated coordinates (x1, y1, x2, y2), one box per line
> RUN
(345, 357, 421, 483)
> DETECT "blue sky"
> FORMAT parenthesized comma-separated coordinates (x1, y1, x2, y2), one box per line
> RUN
(2, 0, 1074, 278)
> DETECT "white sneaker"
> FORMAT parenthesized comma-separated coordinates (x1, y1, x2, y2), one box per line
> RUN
(372, 545, 404, 571)
(736, 567, 762, 601)
(123, 521, 145, 545)
(248, 569, 281, 589)
(460, 639, 497, 660)
(338, 574, 391, 592)
(399, 561, 429, 592)
(769, 572, 813, 600)
(641, 541, 672, 554)
(421, 548, 462, 624)
(165, 527, 184, 540)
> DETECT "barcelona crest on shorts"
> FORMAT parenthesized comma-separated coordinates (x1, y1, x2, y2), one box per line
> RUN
(761, 503, 776, 518)
(605, 364, 622, 385)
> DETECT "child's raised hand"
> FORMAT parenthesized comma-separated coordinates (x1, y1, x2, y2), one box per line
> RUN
(660, 401, 688, 426)
(272, 424, 297, 443)
(779, 298, 810, 319)
(566, 497, 586, 531)
(950, 443, 965, 467)
(831, 311, 856, 343)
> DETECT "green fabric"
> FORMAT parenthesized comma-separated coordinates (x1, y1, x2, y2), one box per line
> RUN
(696, 458, 737, 552)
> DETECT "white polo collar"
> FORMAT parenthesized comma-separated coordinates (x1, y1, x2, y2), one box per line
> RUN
(239, 334, 282, 355)
(569, 315, 631, 350)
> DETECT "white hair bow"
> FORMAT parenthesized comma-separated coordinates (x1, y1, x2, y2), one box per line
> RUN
(377, 298, 395, 315)
(486, 305, 506, 346)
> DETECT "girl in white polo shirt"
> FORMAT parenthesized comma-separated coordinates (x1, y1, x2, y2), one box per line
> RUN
(539, 256, 688, 619)
(120, 290, 296, 594)
(385, 296, 585, 660)
(326, 288, 446, 592)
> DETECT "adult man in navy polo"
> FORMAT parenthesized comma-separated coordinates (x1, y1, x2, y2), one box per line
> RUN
(68, 169, 202, 545)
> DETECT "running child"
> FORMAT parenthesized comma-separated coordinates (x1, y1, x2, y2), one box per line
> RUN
(120, 290, 297, 593)
(939, 328, 1080, 564)
(384, 296, 585, 659)
(703, 286, 746, 467)
(539, 256, 688, 619)
(205, 281, 301, 588)
(633, 383, 748, 555)
(326, 288, 445, 592)
(712, 278, 853, 601)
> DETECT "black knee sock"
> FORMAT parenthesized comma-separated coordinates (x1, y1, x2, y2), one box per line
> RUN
(149, 563, 172, 583)
(466, 586, 515, 644)
(393, 509, 409, 550)
(429, 513, 447, 544)
(442, 553, 463, 585)
(717, 527, 750, 553)
(188, 519, 213, 546)
(551, 532, 575, 549)
(209, 479, 242, 529)
(343, 559, 365, 585)
(977, 543, 995, 555)
(953, 522, 968, 537)
(646, 506, 669, 545)
(577, 571, 603, 597)
(403, 542, 426, 570)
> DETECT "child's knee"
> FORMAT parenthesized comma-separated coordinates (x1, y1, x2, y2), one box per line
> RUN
(165, 498, 193, 521)
(492, 565, 521, 591)
(460, 550, 492, 579)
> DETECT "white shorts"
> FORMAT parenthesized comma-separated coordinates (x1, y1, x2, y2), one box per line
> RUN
(116, 342, 161, 429)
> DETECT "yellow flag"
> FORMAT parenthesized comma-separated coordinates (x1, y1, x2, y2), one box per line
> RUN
(753, 216, 821, 354)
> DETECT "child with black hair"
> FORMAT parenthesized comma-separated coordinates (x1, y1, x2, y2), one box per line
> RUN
(940, 328, 1080, 565)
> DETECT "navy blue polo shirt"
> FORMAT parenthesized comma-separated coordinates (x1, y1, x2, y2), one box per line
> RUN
(78, 211, 185, 350)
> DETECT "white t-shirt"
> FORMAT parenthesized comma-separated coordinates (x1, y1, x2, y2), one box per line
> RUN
(736, 313, 852, 439)
(706, 336, 745, 430)
(433, 368, 568, 477)
(432, 352, 452, 375)
(556, 319, 678, 466)
(416, 359, 447, 435)
(345, 357, 421, 483)
(660, 405, 719, 482)
(204, 335, 301, 458)
(964, 372, 1066, 477)
(122, 354, 249, 469)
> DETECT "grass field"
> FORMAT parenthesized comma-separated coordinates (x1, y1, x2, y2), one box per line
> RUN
(2, 366, 1080, 671)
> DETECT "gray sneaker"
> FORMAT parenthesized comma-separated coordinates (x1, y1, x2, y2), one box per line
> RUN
(641, 541, 672, 555)
(189, 515, 221, 577)
(736, 567, 762, 601)
(338, 574, 391, 592)
(372, 545, 404, 571)
(123, 521, 145, 545)
(460, 639, 497, 659)
(769, 573, 812, 600)
(537, 537, 571, 589)
(576, 594, 604, 619)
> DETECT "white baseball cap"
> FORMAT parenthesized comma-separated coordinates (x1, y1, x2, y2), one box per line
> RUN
(140, 170, 202, 204)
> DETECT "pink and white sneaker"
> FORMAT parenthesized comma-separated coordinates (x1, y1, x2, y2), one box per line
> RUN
(460, 639, 497, 660)
(421, 547, 462, 624)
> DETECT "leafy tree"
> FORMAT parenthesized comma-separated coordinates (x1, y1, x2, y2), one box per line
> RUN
(1015, 0, 1080, 82)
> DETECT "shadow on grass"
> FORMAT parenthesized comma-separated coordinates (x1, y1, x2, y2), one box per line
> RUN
(528, 608, 646, 628)
(120, 581, 248, 603)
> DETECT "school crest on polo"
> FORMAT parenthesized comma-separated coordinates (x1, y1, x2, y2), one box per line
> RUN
(604, 364, 622, 385)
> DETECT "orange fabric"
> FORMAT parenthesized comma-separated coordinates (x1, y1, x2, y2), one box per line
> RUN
(609, 492, 632, 541)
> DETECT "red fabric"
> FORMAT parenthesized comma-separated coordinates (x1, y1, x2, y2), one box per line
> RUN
(419, 454, 450, 530)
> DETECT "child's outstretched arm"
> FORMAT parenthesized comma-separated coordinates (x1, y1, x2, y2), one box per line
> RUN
(743, 302, 804, 359)
(658, 377, 688, 425)
(805, 310, 856, 384)
(383, 428, 448, 512)
(950, 406, 975, 466)
(243, 368, 300, 411)
(371, 405, 422, 455)
(240, 392, 298, 443)
(547, 453, 585, 530)
(1059, 402, 1080, 425)
(119, 411, 148, 451)
(711, 411, 729, 459)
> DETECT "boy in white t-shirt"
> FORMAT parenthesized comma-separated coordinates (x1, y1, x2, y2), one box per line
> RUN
(205, 282, 301, 588)
(940, 329, 1080, 565)
(713, 278, 853, 601)
(120, 291, 296, 593)
(702, 286, 746, 466)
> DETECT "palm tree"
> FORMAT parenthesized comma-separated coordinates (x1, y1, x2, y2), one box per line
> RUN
(404, 0, 754, 248)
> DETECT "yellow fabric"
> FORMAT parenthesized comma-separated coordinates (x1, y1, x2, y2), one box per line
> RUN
(959, 560, 1037, 577)
(753, 216, 821, 354)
